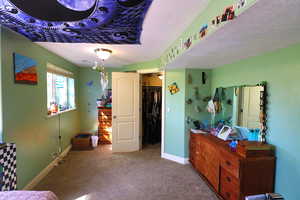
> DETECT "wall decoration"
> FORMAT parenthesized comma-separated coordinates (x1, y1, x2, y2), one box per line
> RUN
(186, 99, 193, 104)
(202, 72, 207, 84)
(199, 24, 208, 38)
(212, 5, 235, 27)
(13, 53, 38, 85)
(194, 87, 200, 100)
(195, 105, 202, 113)
(168, 82, 180, 95)
(237, 0, 247, 9)
(184, 38, 192, 49)
(86, 80, 94, 87)
(0, 0, 153, 44)
(188, 74, 193, 84)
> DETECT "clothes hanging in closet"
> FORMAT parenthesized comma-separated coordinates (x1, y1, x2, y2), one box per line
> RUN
(142, 86, 162, 145)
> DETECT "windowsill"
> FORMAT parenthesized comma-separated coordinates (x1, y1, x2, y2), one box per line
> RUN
(47, 108, 77, 118)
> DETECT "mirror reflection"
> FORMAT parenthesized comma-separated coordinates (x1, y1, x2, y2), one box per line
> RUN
(205, 85, 265, 141)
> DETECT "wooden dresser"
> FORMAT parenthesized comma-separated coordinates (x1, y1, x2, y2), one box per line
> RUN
(98, 107, 112, 144)
(190, 132, 275, 200)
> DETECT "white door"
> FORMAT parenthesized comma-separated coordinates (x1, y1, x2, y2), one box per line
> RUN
(112, 72, 141, 152)
(240, 87, 262, 129)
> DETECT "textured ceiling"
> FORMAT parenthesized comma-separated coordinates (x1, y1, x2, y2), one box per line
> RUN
(0, 0, 153, 44)
(168, 0, 300, 69)
(36, 0, 210, 67)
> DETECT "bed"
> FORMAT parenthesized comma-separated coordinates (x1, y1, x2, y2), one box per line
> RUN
(0, 191, 58, 200)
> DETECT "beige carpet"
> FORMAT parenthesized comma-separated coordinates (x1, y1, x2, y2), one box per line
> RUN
(34, 144, 218, 200)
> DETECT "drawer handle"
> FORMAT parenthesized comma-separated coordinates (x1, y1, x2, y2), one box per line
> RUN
(226, 176, 231, 182)
(225, 160, 231, 166)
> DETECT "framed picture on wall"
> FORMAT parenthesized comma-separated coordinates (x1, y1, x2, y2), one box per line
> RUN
(13, 53, 38, 85)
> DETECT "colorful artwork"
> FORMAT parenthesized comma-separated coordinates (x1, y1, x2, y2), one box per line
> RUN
(199, 24, 208, 38)
(237, 0, 247, 9)
(184, 38, 192, 49)
(0, 0, 153, 44)
(168, 82, 180, 95)
(13, 53, 38, 85)
(212, 5, 235, 26)
(86, 80, 94, 87)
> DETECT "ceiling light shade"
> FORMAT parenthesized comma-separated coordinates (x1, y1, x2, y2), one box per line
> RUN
(95, 48, 112, 60)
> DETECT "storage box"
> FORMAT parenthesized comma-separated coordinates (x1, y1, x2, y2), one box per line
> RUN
(71, 133, 92, 150)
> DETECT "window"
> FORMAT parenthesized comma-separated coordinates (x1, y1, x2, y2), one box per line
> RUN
(47, 65, 76, 115)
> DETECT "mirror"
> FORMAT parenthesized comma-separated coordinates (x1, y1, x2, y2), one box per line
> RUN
(211, 83, 267, 143)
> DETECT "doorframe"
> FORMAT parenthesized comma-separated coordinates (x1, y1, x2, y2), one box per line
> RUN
(137, 68, 165, 157)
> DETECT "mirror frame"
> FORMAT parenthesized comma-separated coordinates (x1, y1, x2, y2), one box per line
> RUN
(237, 82, 268, 143)
(259, 82, 268, 144)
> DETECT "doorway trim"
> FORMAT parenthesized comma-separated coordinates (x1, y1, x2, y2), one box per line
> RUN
(137, 68, 165, 157)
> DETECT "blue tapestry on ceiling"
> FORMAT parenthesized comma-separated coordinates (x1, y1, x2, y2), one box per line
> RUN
(0, 0, 153, 44)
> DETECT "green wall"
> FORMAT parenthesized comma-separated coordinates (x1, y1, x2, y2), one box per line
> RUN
(1, 27, 80, 189)
(78, 68, 121, 133)
(184, 69, 211, 156)
(211, 43, 300, 200)
(165, 69, 186, 157)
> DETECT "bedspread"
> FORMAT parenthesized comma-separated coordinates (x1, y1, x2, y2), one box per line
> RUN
(0, 191, 58, 200)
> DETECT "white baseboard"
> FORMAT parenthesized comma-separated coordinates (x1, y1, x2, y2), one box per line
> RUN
(23, 145, 72, 190)
(162, 153, 189, 165)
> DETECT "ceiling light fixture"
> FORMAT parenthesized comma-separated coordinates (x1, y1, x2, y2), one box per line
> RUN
(95, 48, 112, 60)
(92, 48, 113, 92)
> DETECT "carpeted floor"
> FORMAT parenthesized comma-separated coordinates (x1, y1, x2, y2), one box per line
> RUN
(34, 144, 218, 200)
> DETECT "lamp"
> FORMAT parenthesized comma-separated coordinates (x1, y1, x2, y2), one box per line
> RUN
(92, 48, 112, 92)
(95, 48, 112, 60)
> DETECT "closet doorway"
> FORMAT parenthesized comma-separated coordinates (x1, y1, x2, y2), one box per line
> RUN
(141, 73, 163, 149)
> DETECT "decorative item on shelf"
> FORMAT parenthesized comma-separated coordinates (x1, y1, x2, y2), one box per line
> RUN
(193, 87, 200, 100)
(202, 72, 207, 84)
(199, 24, 208, 38)
(187, 74, 193, 84)
(229, 140, 238, 152)
(222, 6, 235, 22)
(186, 116, 192, 124)
(213, 88, 222, 113)
(226, 99, 233, 105)
(92, 48, 112, 92)
(184, 37, 192, 49)
(211, 16, 221, 26)
(186, 98, 193, 105)
(13, 53, 38, 85)
(217, 125, 232, 141)
(203, 96, 211, 102)
(168, 82, 180, 95)
(211, 5, 235, 27)
(237, 0, 247, 9)
(195, 105, 202, 113)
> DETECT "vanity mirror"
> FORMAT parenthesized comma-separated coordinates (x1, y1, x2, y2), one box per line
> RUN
(212, 82, 267, 143)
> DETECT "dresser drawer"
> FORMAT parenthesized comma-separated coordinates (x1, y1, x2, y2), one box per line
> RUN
(220, 150, 240, 178)
(220, 184, 240, 200)
(98, 116, 112, 121)
(98, 109, 112, 116)
(99, 122, 112, 127)
(220, 167, 240, 190)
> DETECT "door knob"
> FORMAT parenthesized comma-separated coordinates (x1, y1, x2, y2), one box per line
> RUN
(113, 116, 117, 119)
